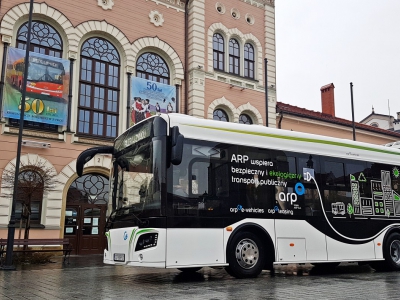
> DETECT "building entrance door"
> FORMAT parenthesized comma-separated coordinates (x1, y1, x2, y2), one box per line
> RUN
(64, 204, 107, 254)
(65, 173, 109, 255)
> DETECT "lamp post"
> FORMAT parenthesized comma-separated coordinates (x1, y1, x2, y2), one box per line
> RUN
(264, 58, 268, 127)
(2, 0, 34, 270)
(350, 82, 356, 141)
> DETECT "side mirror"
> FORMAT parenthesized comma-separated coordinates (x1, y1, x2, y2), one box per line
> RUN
(170, 126, 184, 165)
(76, 146, 113, 176)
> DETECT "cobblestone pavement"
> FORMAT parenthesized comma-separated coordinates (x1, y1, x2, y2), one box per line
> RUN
(1, 256, 400, 300)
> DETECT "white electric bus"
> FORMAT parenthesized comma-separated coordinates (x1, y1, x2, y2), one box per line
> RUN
(76, 113, 400, 278)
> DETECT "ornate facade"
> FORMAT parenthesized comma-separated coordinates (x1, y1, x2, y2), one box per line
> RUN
(0, 0, 276, 254)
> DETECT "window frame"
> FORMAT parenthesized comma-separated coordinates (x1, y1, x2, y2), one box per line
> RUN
(213, 33, 225, 71)
(239, 113, 253, 125)
(213, 109, 229, 122)
(136, 52, 170, 85)
(229, 38, 240, 75)
(15, 169, 44, 225)
(244, 43, 255, 79)
(77, 37, 121, 139)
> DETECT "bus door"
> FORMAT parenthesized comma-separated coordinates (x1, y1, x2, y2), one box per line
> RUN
(166, 143, 229, 268)
(274, 154, 328, 262)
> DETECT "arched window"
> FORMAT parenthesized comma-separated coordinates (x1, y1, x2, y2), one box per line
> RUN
(136, 52, 169, 84)
(10, 21, 63, 131)
(213, 33, 224, 71)
(244, 43, 254, 79)
(16, 21, 62, 57)
(229, 38, 240, 75)
(78, 37, 120, 138)
(15, 169, 44, 224)
(239, 114, 253, 125)
(213, 109, 229, 122)
(67, 173, 109, 204)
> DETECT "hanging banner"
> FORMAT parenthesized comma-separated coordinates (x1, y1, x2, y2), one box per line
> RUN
(3, 47, 70, 125)
(130, 77, 176, 125)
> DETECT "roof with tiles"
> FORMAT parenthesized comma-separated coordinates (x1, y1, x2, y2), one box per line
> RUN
(276, 102, 400, 139)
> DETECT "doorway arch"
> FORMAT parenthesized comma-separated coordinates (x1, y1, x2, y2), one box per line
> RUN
(65, 173, 109, 254)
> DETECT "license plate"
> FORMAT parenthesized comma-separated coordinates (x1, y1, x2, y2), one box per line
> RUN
(113, 253, 125, 262)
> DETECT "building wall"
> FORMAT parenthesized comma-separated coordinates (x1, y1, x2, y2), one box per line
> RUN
(0, 0, 276, 240)
(200, 0, 276, 124)
(279, 116, 399, 145)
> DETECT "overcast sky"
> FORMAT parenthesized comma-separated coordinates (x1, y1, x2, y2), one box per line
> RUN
(275, 0, 400, 122)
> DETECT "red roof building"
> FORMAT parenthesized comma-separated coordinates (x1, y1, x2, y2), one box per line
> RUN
(276, 83, 400, 145)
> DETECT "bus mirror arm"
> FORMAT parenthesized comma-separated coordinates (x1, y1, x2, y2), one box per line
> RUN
(76, 146, 114, 177)
(170, 126, 184, 165)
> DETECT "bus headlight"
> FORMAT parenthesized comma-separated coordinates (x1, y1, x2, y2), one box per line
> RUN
(135, 233, 158, 251)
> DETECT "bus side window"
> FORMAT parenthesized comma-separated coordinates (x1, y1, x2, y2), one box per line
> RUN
(298, 155, 321, 217)
(324, 161, 346, 187)
(190, 161, 209, 196)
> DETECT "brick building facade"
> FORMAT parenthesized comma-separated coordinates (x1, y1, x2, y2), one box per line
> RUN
(0, 0, 276, 254)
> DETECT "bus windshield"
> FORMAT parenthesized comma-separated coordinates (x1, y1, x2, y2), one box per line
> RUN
(109, 119, 161, 220)
(27, 58, 64, 84)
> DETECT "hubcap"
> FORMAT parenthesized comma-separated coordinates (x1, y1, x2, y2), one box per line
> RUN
(235, 238, 259, 269)
(390, 240, 400, 264)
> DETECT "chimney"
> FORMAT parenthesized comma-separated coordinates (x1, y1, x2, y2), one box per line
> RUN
(320, 83, 335, 117)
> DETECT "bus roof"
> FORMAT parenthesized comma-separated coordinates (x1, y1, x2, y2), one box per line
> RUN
(160, 113, 400, 165)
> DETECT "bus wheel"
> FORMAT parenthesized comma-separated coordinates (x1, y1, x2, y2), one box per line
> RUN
(177, 267, 202, 273)
(225, 231, 265, 278)
(374, 232, 400, 272)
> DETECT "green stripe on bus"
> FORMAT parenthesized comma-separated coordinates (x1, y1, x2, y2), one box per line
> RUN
(185, 124, 400, 156)
(129, 228, 137, 253)
(133, 229, 154, 246)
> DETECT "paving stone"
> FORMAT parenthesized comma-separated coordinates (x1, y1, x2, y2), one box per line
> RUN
(1, 256, 400, 299)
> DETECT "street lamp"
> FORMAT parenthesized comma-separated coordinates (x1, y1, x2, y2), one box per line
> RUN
(350, 82, 356, 141)
(2, 0, 34, 270)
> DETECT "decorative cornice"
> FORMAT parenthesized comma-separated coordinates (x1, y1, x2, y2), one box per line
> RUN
(205, 71, 262, 92)
(240, 0, 274, 8)
(6, 127, 61, 140)
(75, 137, 113, 146)
(1, 35, 12, 43)
(150, 0, 185, 12)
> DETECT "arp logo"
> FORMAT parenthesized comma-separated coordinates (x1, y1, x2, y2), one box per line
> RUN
(123, 231, 128, 241)
(278, 182, 305, 205)
(230, 205, 243, 213)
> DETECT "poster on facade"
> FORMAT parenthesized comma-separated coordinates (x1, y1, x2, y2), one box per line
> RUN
(2, 47, 70, 126)
(130, 77, 176, 125)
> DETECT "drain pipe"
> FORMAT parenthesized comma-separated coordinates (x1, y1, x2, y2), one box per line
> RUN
(184, 0, 193, 115)
(278, 109, 283, 129)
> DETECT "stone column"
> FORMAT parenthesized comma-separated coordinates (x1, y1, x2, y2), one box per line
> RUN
(187, 0, 206, 118)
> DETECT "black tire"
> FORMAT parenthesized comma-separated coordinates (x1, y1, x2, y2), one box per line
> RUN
(225, 231, 265, 279)
(372, 232, 400, 272)
(177, 267, 202, 273)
